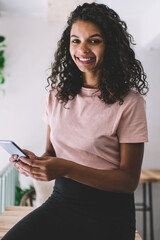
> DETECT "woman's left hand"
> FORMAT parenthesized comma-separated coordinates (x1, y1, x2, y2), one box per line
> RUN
(14, 150, 69, 181)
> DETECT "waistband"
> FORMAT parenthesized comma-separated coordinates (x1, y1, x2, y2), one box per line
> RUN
(52, 177, 135, 212)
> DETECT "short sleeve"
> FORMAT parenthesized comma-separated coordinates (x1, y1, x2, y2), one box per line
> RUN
(117, 94, 148, 143)
(43, 91, 51, 125)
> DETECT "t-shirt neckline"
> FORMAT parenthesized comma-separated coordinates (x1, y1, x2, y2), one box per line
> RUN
(80, 87, 100, 96)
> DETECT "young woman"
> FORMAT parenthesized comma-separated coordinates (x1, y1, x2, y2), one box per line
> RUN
(4, 2, 148, 240)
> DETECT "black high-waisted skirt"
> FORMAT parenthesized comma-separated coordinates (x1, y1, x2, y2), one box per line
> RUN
(2, 177, 136, 240)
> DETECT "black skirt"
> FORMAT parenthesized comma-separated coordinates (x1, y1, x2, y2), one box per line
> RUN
(2, 177, 136, 240)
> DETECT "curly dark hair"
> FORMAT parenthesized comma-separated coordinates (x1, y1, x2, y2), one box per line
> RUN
(47, 2, 149, 105)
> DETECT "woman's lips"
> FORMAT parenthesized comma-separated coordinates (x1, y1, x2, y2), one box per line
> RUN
(76, 56, 96, 64)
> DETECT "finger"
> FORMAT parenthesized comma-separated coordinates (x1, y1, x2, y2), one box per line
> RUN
(15, 161, 31, 172)
(10, 155, 18, 162)
(19, 156, 43, 167)
(16, 164, 43, 179)
(16, 161, 48, 181)
(22, 149, 37, 158)
(14, 163, 30, 176)
(15, 161, 41, 176)
(22, 150, 43, 161)
(31, 174, 47, 181)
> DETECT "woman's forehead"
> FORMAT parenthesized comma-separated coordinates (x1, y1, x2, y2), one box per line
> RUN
(70, 20, 103, 37)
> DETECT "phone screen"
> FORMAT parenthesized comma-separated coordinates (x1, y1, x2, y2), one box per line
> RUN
(0, 140, 29, 160)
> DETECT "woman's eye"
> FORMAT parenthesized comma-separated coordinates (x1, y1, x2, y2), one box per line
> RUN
(71, 39, 101, 44)
(90, 39, 101, 44)
(71, 39, 80, 44)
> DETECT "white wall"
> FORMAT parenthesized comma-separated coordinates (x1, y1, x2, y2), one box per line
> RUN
(0, 0, 46, 15)
(0, 1, 160, 239)
(0, 15, 65, 185)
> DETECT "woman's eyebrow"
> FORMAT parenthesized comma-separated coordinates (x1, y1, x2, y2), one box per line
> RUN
(70, 34, 79, 38)
(70, 33, 103, 38)
(89, 34, 103, 38)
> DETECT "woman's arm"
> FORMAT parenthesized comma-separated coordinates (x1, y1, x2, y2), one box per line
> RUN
(16, 142, 144, 194)
(65, 143, 144, 194)
(41, 125, 56, 158)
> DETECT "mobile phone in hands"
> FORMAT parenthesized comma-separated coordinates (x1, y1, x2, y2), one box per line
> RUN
(0, 140, 29, 161)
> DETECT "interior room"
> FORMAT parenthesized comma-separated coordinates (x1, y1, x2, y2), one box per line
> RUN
(0, 0, 160, 239)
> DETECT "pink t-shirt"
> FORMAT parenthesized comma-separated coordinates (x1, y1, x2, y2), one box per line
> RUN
(44, 87, 148, 170)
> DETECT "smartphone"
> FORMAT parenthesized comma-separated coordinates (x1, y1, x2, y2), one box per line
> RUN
(0, 140, 29, 161)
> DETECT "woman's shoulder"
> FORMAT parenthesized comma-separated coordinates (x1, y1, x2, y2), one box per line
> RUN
(118, 90, 147, 114)
(123, 90, 145, 105)
(46, 87, 58, 98)
(45, 88, 58, 107)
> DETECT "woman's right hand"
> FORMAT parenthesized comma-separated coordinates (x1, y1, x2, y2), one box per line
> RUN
(9, 155, 30, 177)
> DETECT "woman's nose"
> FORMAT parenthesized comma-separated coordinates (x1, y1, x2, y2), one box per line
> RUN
(78, 43, 90, 53)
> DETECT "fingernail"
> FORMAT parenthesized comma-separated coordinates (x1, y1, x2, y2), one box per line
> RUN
(13, 155, 17, 159)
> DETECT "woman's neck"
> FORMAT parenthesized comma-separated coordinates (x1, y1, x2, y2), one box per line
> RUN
(82, 71, 99, 89)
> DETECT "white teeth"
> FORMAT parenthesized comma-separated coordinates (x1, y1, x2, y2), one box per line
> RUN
(79, 58, 93, 61)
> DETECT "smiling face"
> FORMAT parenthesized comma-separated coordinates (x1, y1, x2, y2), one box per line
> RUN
(69, 20, 105, 76)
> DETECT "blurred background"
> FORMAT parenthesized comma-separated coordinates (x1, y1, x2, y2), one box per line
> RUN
(0, 0, 160, 239)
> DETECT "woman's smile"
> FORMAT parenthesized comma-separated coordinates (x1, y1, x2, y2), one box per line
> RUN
(70, 20, 105, 75)
(75, 56, 96, 64)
